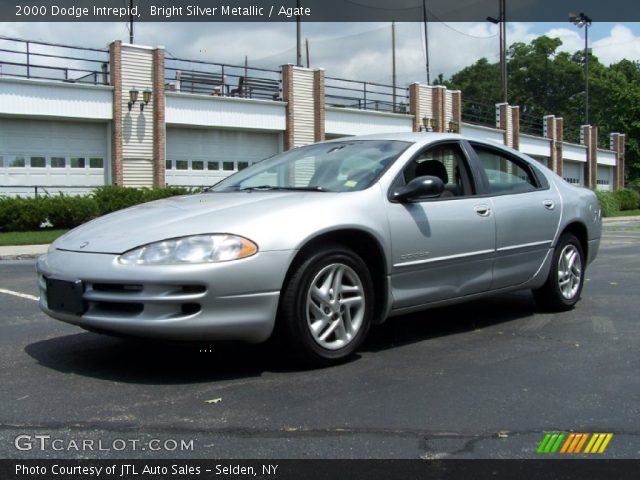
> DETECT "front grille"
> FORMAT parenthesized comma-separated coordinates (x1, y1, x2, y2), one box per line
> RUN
(93, 301, 144, 315)
(42, 278, 206, 320)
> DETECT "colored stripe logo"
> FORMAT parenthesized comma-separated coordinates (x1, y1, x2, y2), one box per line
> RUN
(537, 432, 613, 454)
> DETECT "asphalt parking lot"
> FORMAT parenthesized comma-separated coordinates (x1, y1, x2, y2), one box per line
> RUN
(1, 223, 639, 459)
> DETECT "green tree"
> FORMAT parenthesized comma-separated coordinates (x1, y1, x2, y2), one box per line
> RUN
(441, 35, 640, 181)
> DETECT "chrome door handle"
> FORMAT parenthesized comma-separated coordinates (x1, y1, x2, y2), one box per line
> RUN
(474, 205, 491, 217)
(543, 200, 555, 210)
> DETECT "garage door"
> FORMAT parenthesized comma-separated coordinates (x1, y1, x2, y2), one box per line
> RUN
(597, 165, 613, 191)
(166, 128, 281, 187)
(0, 118, 108, 196)
(563, 160, 584, 186)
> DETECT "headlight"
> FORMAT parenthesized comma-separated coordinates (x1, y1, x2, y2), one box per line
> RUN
(118, 234, 258, 265)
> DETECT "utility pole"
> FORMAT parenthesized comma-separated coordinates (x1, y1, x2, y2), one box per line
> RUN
(422, 0, 430, 84)
(129, 0, 134, 44)
(296, 0, 302, 66)
(499, 0, 506, 103)
(392, 22, 397, 111)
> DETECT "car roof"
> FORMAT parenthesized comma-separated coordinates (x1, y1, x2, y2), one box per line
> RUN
(321, 132, 525, 158)
(323, 132, 460, 144)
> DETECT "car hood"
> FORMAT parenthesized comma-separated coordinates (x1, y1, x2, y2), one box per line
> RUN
(53, 192, 324, 254)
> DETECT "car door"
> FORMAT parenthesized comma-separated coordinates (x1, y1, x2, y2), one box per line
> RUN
(467, 142, 561, 289)
(385, 141, 496, 309)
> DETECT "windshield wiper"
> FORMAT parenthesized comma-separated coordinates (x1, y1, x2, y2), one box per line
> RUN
(238, 185, 326, 192)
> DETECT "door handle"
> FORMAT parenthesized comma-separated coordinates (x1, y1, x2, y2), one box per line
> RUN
(543, 200, 555, 210)
(474, 205, 491, 217)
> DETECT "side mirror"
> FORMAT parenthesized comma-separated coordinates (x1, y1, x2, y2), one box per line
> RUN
(390, 175, 445, 202)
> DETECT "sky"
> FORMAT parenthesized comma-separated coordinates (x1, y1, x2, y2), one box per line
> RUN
(1, 21, 640, 85)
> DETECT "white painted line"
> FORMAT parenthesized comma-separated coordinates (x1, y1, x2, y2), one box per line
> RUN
(0, 288, 39, 302)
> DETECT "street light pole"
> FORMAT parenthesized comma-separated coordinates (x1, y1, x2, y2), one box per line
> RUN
(585, 22, 590, 125)
(570, 12, 592, 125)
(296, 0, 302, 66)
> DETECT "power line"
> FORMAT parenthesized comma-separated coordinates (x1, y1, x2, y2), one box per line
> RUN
(437, 22, 497, 39)
(342, 0, 422, 11)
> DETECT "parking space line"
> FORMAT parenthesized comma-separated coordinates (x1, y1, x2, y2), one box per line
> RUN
(0, 288, 39, 301)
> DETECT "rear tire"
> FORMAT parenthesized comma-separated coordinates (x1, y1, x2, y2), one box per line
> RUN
(533, 233, 585, 311)
(278, 244, 374, 366)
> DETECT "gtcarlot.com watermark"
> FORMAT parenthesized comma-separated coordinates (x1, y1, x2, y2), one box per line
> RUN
(14, 434, 194, 452)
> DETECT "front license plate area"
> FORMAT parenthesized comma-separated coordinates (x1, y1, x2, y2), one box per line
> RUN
(46, 278, 86, 315)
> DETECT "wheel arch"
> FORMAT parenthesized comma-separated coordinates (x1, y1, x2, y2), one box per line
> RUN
(282, 228, 390, 325)
(560, 221, 589, 260)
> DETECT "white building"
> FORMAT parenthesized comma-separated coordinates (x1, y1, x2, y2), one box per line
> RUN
(0, 37, 625, 197)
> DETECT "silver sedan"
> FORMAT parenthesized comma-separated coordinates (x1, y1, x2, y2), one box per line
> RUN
(37, 133, 602, 364)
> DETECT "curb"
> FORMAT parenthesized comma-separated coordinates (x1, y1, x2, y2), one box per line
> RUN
(0, 254, 43, 261)
(0, 244, 49, 261)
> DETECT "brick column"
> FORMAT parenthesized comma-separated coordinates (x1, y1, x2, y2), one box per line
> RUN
(611, 133, 626, 189)
(496, 103, 513, 147)
(555, 117, 564, 177)
(109, 41, 123, 185)
(511, 105, 520, 150)
(282, 64, 294, 150)
(450, 90, 462, 132)
(582, 125, 598, 188)
(590, 126, 599, 188)
(152, 47, 166, 187)
(281, 65, 316, 150)
(313, 68, 325, 142)
(408, 83, 452, 132)
(545, 115, 559, 174)
(432, 86, 446, 132)
(408, 83, 421, 132)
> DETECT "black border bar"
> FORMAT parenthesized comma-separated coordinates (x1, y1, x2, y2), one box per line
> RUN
(2, 0, 640, 22)
(3, 459, 640, 480)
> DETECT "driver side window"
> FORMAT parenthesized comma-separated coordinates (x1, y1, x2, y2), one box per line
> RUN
(403, 143, 472, 198)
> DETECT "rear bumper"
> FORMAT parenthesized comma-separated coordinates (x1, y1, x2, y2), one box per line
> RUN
(36, 248, 295, 343)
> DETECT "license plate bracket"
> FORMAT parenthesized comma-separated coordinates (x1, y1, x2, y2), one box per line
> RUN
(46, 278, 86, 315)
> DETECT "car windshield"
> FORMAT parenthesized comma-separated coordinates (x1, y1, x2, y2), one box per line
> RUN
(211, 140, 410, 193)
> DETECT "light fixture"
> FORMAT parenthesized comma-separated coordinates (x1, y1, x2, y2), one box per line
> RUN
(128, 87, 139, 111)
(127, 87, 152, 112)
(422, 116, 437, 132)
(141, 89, 152, 112)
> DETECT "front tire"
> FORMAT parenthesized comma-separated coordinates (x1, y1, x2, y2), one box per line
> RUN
(278, 245, 374, 366)
(533, 233, 585, 311)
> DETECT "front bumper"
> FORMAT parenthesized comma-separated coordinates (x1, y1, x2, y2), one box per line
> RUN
(36, 248, 296, 343)
(587, 238, 600, 266)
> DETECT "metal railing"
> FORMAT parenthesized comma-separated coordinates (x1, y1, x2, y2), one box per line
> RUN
(0, 36, 109, 85)
(325, 77, 408, 114)
(520, 111, 544, 136)
(165, 57, 281, 100)
(461, 99, 496, 128)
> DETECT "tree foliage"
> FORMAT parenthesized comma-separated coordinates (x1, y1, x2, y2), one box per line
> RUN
(442, 35, 640, 181)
